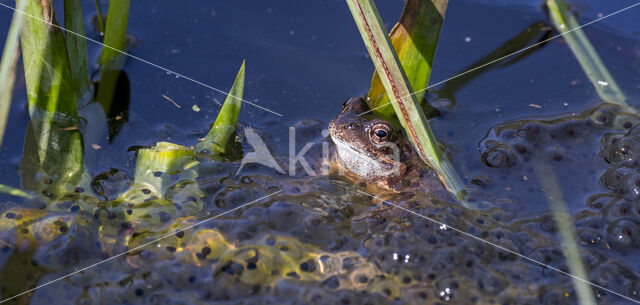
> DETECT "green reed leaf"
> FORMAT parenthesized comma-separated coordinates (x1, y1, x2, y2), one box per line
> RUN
(19, 0, 77, 118)
(64, 0, 91, 100)
(367, 0, 447, 121)
(346, 0, 468, 204)
(546, 0, 632, 113)
(101, 0, 130, 66)
(17, 0, 84, 198)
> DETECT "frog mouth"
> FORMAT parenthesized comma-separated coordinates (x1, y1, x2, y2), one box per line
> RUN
(331, 136, 405, 182)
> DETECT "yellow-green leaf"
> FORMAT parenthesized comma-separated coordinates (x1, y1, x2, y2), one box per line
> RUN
(367, 0, 447, 121)
(196, 61, 245, 155)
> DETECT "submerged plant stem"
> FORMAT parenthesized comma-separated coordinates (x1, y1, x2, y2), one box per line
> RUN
(534, 158, 597, 305)
(0, 0, 27, 149)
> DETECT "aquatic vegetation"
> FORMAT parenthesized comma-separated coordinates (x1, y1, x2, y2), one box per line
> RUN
(195, 61, 245, 155)
(0, 0, 639, 304)
(546, 0, 631, 112)
(100, 0, 130, 67)
(63, 0, 91, 100)
(346, 0, 467, 203)
(0, 0, 27, 149)
(367, 0, 447, 120)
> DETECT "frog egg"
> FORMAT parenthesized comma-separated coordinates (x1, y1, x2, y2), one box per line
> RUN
(542, 143, 569, 162)
(577, 229, 604, 246)
(370, 279, 400, 299)
(188, 229, 229, 260)
(348, 265, 377, 289)
(551, 120, 590, 141)
(516, 123, 549, 144)
(588, 107, 616, 127)
(606, 219, 640, 250)
(602, 136, 640, 164)
(600, 131, 624, 149)
(90, 168, 133, 201)
(620, 173, 640, 200)
(402, 288, 430, 304)
(604, 198, 640, 224)
(214, 189, 249, 208)
(575, 214, 605, 231)
(542, 291, 572, 305)
(481, 143, 518, 168)
(629, 124, 640, 140)
(613, 113, 639, 130)
(600, 166, 635, 191)
(590, 263, 635, 297)
(509, 138, 532, 155)
(538, 216, 557, 233)
(585, 193, 615, 209)
(474, 268, 508, 295)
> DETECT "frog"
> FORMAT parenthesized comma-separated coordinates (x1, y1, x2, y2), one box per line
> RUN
(328, 97, 443, 194)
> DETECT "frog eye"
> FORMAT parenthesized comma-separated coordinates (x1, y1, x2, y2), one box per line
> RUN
(369, 123, 392, 144)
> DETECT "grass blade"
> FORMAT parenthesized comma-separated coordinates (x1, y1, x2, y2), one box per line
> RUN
(196, 61, 245, 155)
(346, 0, 467, 203)
(0, 0, 28, 149)
(64, 0, 91, 100)
(546, 0, 632, 112)
(367, 0, 447, 121)
(100, 0, 129, 66)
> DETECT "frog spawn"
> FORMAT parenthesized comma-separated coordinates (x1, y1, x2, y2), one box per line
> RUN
(585, 114, 640, 254)
(59, 228, 434, 304)
(7, 108, 640, 304)
(0, 170, 575, 305)
(477, 104, 640, 302)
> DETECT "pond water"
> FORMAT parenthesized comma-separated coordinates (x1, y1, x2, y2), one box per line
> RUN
(0, 0, 639, 304)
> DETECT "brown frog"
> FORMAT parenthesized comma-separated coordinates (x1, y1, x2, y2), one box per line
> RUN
(329, 97, 443, 194)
